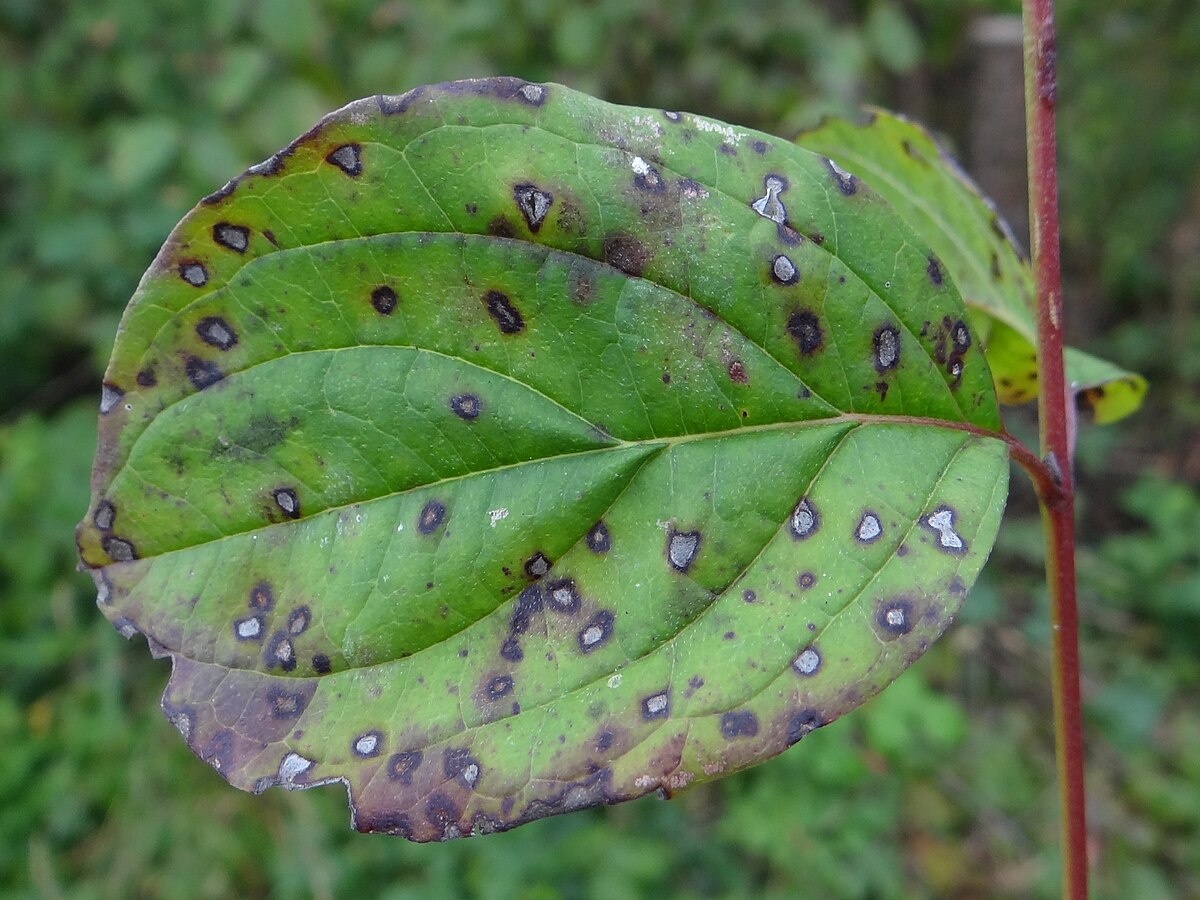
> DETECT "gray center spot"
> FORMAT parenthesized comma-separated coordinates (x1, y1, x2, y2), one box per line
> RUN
(751, 175, 788, 224)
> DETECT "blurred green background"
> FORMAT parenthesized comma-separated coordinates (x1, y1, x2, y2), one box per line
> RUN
(2, 0, 1198, 897)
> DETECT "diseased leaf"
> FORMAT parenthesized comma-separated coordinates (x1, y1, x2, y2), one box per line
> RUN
(796, 109, 1146, 423)
(79, 79, 1009, 841)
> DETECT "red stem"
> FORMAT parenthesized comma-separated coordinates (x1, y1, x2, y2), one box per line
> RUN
(1021, 2, 1089, 898)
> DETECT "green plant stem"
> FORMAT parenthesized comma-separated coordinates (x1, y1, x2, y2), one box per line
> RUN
(1022, 2, 1089, 898)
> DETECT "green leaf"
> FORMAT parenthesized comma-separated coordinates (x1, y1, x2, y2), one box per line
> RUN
(796, 109, 1147, 424)
(79, 79, 1009, 841)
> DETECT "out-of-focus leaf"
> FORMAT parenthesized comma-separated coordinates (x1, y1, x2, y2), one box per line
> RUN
(796, 109, 1147, 423)
(78, 79, 1009, 841)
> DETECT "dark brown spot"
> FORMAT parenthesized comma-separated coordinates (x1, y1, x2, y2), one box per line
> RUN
(135, 368, 156, 387)
(376, 87, 424, 115)
(586, 521, 611, 553)
(797, 571, 816, 589)
(102, 535, 137, 562)
(718, 142, 737, 156)
(370, 285, 398, 315)
(787, 310, 823, 355)
(786, 709, 825, 745)
(876, 598, 915, 637)
(93, 500, 116, 531)
(195, 316, 238, 350)
(752, 140, 769, 154)
(325, 143, 362, 176)
(213, 222, 250, 253)
(449, 394, 482, 420)
(546, 578, 581, 613)
(927, 255, 944, 285)
(266, 687, 307, 720)
(742, 589, 757, 603)
(727, 359, 749, 384)
(873, 324, 901, 372)
(482, 289, 524, 335)
(273, 487, 300, 519)
(720, 710, 759, 739)
(523, 552, 552, 579)
(487, 675, 514, 699)
(185, 356, 223, 390)
(499, 638, 524, 662)
(577, 610, 615, 653)
(417, 499, 446, 534)
(387, 750, 422, 784)
(178, 261, 208, 287)
(596, 730, 615, 751)
(513, 183, 553, 232)
(202, 730, 235, 770)
(312, 653, 332, 674)
(602, 233, 650, 276)
(667, 529, 701, 572)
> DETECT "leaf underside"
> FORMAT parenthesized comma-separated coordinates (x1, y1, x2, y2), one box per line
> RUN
(79, 78, 1009, 842)
(796, 109, 1146, 424)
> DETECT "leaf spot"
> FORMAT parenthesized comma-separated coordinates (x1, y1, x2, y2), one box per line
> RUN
(370, 285, 398, 315)
(792, 645, 822, 676)
(787, 709, 825, 745)
(487, 675, 514, 698)
(771, 254, 799, 285)
(577, 610, 615, 653)
(249, 581, 275, 611)
(797, 571, 816, 590)
(602, 233, 651, 276)
(99, 383, 124, 415)
(789, 498, 820, 540)
(523, 552, 551, 579)
(184, 356, 223, 390)
(876, 598, 915, 637)
(278, 751, 313, 784)
(641, 690, 670, 720)
(386, 750, 422, 784)
(352, 730, 383, 758)
(751, 174, 788, 224)
(927, 255, 944, 285)
(720, 710, 759, 739)
(631, 156, 665, 192)
(93, 500, 116, 531)
(509, 584, 543, 635)
(212, 222, 250, 253)
(586, 520, 611, 553)
(922, 506, 966, 554)
(787, 310, 823, 355)
(873, 324, 901, 372)
(287, 606, 311, 635)
(195, 316, 238, 351)
(325, 143, 362, 176)
(178, 261, 208, 287)
(546, 578, 581, 614)
(826, 157, 858, 195)
(482, 289, 525, 334)
(266, 687, 307, 720)
(667, 529, 701, 572)
(273, 487, 301, 519)
(233, 615, 264, 642)
(102, 535, 137, 562)
(855, 511, 883, 544)
(518, 83, 546, 105)
(449, 393, 482, 420)
(265, 631, 296, 671)
(312, 654, 332, 674)
(417, 499, 446, 534)
(513, 183, 553, 232)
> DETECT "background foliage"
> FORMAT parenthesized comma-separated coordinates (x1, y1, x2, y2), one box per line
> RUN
(2, 0, 1197, 897)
